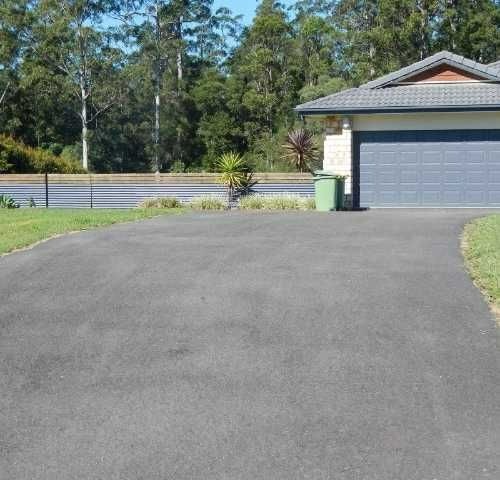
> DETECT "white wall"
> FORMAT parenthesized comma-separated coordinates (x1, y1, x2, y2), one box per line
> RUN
(352, 111, 500, 131)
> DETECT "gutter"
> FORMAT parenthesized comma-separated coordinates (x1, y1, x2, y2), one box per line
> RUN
(294, 105, 500, 116)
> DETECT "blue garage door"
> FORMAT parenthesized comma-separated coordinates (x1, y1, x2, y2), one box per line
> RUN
(355, 130, 500, 207)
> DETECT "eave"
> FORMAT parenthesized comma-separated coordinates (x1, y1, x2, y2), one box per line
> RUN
(295, 105, 500, 116)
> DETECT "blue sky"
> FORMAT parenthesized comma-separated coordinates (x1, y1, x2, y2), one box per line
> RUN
(213, 0, 293, 25)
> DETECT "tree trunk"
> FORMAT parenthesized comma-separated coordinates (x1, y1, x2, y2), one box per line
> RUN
(81, 85, 89, 170)
(369, 43, 376, 79)
(448, 0, 458, 51)
(0, 81, 10, 107)
(153, 0, 161, 174)
(177, 50, 183, 82)
(82, 124, 89, 170)
(154, 79, 160, 173)
(176, 15, 183, 90)
(417, 1, 429, 60)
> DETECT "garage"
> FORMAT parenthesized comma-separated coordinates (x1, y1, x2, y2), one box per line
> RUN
(354, 130, 500, 208)
(295, 50, 500, 208)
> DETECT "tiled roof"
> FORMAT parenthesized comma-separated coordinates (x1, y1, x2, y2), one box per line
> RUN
(295, 83, 500, 114)
(489, 60, 500, 72)
(295, 51, 500, 114)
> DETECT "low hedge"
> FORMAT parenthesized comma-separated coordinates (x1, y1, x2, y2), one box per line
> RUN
(190, 195, 226, 210)
(0, 135, 85, 174)
(137, 197, 183, 209)
(239, 194, 315, 210)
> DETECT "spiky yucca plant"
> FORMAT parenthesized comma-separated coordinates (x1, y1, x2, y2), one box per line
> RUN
(216, 152, 252, 207)
(0, 194, 19, 209)
(282, 128, 318, 173)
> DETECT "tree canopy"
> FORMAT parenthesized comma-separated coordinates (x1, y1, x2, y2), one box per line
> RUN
(1, 0, 499, 172)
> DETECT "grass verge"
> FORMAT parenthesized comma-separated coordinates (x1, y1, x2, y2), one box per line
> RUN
(0, 208, 183, 255)
(463, 214, 500, 322)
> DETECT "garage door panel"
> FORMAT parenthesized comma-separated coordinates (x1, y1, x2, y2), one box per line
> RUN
(422, 170, 441, 183)
(489, 151, 500, 164)
(467, 151, 487, 163)
(400, 191, 419, 203)
(467, 171, 486, 183)
(489, 171, 500, 182)
(357, 129, 500, 207)
(444, 190, 462, 202)
(378, 171, 398, 183)
(443, 171, 464, 183)
(422, 191, 441, 204)
(488, 191, 500, 203)
(400, 152, 418, 164)
(379, 191, 399, 203)
(422, 151, 442, 164)
(360, 191, 376, 204)
(400, 171, 418, 183)
(465, 191, 485, 204)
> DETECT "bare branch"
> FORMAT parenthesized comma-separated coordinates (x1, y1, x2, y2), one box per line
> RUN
(87, 98, 117, 124)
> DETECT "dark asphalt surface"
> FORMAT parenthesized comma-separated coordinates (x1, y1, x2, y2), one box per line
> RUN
(1, 210, 500, 480)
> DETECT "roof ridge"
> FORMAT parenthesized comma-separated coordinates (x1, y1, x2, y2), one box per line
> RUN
(359, 51, 500, 90)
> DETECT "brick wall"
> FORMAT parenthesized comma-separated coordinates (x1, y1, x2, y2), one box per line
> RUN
(323, 116, 353, 194)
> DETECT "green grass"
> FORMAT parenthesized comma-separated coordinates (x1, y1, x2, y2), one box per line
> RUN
(463, 214, 500, 319)
(0, 208, 183, 255)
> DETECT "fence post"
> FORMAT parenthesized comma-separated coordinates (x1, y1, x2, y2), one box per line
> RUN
(89, 173, 93, 209)
(45, 173, 49, 208)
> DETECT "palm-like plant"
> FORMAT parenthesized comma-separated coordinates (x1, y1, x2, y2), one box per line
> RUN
(282, 128, 318, 173)
(216, 152, 252, 207)
(0, 194, 19, 209)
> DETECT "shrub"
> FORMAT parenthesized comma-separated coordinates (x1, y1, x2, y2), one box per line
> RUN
(239, 194, 315, 211)
(137, 197, 182, 209)
(189, 195, 226, 210)
(302, 197, 316, 210)
(216, 152, 254, 206)
(0, 194, 20, 209)
(238, 194, 266, 210)
(0, 135, 85, 174)
(282, 129, 318, 173)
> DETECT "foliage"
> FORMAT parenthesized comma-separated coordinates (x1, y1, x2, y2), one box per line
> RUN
(0, 194, 20, 209)
(282, 128, 318, 173)
(189, 194, 226, 210)
(1, 0, 500, 172)
(463, 214, 500, 319)
(0, 207, 183, 255)
(239, 193, 315, 210)
(137, 197, 182, 209)
(216, 152, 253, 204)
(0, 135, 84, 173)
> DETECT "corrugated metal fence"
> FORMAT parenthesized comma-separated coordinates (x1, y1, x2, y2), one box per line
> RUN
(0, 173, 314, 208)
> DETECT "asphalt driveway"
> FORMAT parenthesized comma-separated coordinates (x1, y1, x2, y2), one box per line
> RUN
(1, 210, 500, 480)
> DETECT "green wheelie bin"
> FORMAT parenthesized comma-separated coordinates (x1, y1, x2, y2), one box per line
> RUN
(335, 176, 346, 210)
(313, 171, 337, 211)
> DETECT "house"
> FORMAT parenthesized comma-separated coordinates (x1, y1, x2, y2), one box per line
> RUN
(295, 51, 500, 208)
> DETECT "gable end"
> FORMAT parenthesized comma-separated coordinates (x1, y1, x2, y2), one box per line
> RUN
(403, 64, 484, 83)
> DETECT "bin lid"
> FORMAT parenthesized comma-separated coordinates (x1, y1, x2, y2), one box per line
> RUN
(313, 170, 336, 178)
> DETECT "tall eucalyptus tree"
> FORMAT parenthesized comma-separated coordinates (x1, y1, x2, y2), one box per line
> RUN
(30, 0, 123, 169)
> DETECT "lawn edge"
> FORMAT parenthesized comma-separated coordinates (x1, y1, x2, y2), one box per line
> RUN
(461, 217, 500, 326)
(0, 209, 184, 258)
